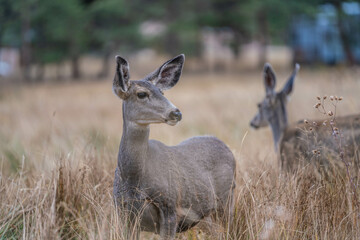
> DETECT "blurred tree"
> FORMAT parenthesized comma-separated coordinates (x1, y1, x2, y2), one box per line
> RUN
(240, 0, 318, 67)
(190, 0, 318, 64)
(0, 0, 35, 81)
(33, 0, 88, 80)
(19, 0, 35, 81)
(325, 0, 360, 65)
(197, 0, 253, 58)
(164, 0, 202, 56)
(2, 0, 356, 82)
(88, 0, 142, 78)
(131, 0, 202, 57)
(0, 0, 21, 49)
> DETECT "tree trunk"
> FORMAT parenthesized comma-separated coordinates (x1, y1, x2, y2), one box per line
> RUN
(20, 2, 32, 82)
(56, 62, 63, 81)
(36, 63, 45, 82)
(97, 50, 111, 79)
(70, 36, 81, 80)
(334, 2, 355, 65)
(257, 9, 268, 68)
(231, 31, 242, 59)
(164, 32, 180, 56)
(71, 55, 81, 80)
(164, 1, 180, 56)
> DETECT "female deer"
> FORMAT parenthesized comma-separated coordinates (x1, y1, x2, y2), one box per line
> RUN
(113, 54, 236, 239)
(250, 63, 360, 171)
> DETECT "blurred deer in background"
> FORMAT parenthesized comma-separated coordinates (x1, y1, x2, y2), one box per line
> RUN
(112, 54, 236, 240)
(250, 63, 360, 171)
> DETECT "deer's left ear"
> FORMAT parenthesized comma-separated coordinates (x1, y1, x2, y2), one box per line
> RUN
(145, 54, 185, 90)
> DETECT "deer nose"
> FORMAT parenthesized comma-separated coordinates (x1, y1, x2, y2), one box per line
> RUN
(169, 109, 182, 121)
(250, 121, 259, 129)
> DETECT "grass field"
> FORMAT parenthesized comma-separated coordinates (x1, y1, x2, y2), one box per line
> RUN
(1, 66, 360, 239)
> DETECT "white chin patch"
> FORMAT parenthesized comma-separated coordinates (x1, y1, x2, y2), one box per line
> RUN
(165, 120, 178, 126)
(136, 120, 161, 125)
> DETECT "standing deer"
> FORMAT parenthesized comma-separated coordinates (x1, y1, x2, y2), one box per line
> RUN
(250, 63, 360, 171)
(112, 54, 236, 239)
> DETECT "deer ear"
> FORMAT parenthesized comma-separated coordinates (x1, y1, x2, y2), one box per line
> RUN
(113, 55, 130, 99)
(281, 63, 300, 96)
(263, 63, 276, 96)
(145, 54, 185, 90)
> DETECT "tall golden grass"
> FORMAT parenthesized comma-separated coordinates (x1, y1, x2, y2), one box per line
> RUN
(1, 67, 360, 239)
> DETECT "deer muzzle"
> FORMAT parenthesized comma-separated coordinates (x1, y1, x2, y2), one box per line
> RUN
(168, 109, 182, 122)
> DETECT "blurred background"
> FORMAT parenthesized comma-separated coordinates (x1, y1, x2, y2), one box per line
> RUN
(0, 0, 359, 82)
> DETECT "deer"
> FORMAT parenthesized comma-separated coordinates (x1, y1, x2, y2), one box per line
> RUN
(112, 54, 236, 240)
(250, 63, 360, 171)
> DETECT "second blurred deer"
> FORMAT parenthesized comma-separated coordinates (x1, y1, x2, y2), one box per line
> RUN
(250, 63, 360, 171)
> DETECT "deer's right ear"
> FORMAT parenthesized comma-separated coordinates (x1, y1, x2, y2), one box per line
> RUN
(263, 63, 276, 96)
(113, 55, 130, 99)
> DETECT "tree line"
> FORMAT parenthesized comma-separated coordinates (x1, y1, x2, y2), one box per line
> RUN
(0, 0, 357, 82)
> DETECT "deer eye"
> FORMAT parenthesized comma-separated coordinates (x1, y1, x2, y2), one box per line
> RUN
(257, 103, 262, 108)
(137, 92, 148, 99)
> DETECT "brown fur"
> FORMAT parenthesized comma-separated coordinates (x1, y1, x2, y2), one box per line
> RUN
(280, 114, 360, 171)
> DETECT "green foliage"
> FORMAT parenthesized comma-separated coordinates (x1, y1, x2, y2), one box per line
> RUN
(32, 0, 88, 63)
(88, 0, 143, 53)
(0, 0, 331, 66)
(0, 0, 21, 47)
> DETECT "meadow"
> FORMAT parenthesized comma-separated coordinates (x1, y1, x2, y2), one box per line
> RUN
(1, 65, 360, 239)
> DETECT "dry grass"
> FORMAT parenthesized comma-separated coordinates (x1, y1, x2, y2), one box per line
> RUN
(1, 66, 360, 239)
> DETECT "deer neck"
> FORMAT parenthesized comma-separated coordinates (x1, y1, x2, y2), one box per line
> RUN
(269, 102, 288, 150)
(118, 103, 150, 183)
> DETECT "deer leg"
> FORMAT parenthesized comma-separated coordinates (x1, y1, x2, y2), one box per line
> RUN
(159, 207, 177, 240)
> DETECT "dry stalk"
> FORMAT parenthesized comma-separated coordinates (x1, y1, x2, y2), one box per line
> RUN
(311, 95, 359, 209)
